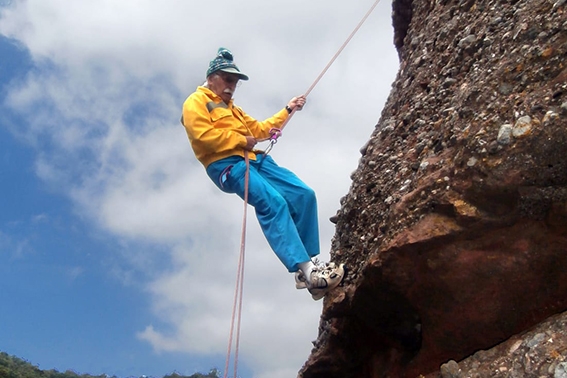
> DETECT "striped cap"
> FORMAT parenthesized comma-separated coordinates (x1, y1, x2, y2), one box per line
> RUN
(206, 47, 249, 81)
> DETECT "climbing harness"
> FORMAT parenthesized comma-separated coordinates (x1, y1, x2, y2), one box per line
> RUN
(223, 1, 382, 376)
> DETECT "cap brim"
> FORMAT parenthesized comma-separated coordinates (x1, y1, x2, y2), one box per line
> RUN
(219, 67, 249, 81)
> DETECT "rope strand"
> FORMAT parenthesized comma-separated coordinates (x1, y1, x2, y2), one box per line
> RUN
(223, 153, 249, 378)
(265, 0, 382, 140)
(223, 0, 382, 375)
(304, 0, 382, 98)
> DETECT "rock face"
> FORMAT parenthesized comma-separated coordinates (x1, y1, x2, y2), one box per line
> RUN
(434, 310, 567, 378)
(299, 0, 567, 377)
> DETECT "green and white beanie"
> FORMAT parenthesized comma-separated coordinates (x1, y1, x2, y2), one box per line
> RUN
(206, 47, 249, 81)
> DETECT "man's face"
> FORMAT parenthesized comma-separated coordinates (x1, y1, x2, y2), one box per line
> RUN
(207, 72, 240, 103)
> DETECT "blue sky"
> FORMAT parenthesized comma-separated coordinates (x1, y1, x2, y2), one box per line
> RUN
(0, 33, 226, 377)
(0, 1, 398, 377)
(0, 33, 225, 376)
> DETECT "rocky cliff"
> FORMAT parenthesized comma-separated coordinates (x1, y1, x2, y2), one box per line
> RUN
(299, 0, 567, 377)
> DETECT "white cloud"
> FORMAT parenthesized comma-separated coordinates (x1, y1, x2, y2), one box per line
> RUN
(137, 239, 323, 375)
(0, 229, 34, 259)
(31, 213, 48, 223)
(67, 266, 85, 281)
(1, 0, 399, 376)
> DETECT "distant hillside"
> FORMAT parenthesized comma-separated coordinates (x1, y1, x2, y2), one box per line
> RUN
(0, 352, 219, 378)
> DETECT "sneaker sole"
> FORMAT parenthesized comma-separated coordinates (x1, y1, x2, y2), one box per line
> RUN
(296, 262, 341, 290)
(308, 263, 346, 301)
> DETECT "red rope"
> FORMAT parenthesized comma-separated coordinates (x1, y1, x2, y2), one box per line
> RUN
(222, 0, 381, 375)
(223, 152, 249, 378)
(263, 0, 382, 142)
(303, 0, 382, 99)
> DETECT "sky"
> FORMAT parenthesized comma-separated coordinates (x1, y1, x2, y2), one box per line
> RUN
(0, 1, 399, 378)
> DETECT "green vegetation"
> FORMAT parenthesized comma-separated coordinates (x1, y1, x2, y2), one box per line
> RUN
(0, 352, 219, 378)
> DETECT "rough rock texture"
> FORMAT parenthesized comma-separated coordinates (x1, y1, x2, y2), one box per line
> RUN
(433, 310, 567, 378)
(299, 0, 567, 377)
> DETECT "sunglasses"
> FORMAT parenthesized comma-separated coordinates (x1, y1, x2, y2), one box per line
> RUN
(217, 73, 240, 85)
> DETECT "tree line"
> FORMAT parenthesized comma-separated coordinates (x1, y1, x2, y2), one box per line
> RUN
(0, 352, 219, 378)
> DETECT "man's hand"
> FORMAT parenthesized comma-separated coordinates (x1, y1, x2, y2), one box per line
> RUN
(287, 95, 307, 111)
(244, 136, 257, 150)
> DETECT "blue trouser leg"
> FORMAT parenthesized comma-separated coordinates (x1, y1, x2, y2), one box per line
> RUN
(206, 155, 320, 272)
(249, 155, 320, 258)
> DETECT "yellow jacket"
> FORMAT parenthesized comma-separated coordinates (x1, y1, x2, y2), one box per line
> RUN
(182, 86, 289, 168)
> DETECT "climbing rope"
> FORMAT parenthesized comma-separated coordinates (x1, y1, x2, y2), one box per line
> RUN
(223, 1, 382, 376)
(262, 0, 383, 150)
(223, 152, 249, 378)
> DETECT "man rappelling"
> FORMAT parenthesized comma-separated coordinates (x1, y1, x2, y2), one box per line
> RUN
(181, 47, 344, 300)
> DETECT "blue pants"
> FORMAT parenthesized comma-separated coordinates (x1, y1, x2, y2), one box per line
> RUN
(206, 154, 320, 272)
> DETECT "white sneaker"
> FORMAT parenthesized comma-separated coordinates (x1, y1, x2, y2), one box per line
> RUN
(295, 261, 345, 300)
(295, 258, 328, 289)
